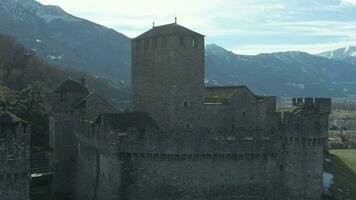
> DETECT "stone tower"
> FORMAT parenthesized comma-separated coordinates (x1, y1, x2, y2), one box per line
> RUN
(48, 79, 89, 198)
(281, 98, 331, 200)
(0, 112, 30, 200)
(132, 22, 205, 131)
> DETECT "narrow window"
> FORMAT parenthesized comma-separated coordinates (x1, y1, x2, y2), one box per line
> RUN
(138, 128, 146, 139)
(191, 38, 196, 47)
(279, 165, 284, 172)
(185, 124, 191, 129)
(183, 101, 189, 108)
(23, 124, 27, 134)
(0, 125, 4, 139)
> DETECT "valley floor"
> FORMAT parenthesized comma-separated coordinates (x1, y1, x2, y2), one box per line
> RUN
(324, 149, 356, 200)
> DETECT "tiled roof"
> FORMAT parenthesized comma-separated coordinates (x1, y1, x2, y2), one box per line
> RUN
(134, 23, 204, 40)
(204, 86, 266, 103)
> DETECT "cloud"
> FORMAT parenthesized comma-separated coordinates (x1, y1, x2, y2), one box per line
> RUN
(36, 0, 356, 54)
(341, 0, 356, 5)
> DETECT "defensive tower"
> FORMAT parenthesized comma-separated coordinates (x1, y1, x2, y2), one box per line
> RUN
(132, 22, 205, 130)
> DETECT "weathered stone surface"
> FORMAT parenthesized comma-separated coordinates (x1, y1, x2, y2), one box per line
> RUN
(0, 112, 30, 200)
(49, 23, 332, 200)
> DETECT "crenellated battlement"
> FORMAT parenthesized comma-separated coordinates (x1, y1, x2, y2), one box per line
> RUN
(292, 97, 331, 113)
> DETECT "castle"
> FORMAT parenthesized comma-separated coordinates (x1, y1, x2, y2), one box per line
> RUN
(44, 22, 331, 200)
(0, 22, 332, 200)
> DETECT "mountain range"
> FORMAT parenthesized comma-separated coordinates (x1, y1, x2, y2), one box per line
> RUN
(0, 0, 131, 83)
(318, 46, 356, 65)
(1, 0, 356, 98)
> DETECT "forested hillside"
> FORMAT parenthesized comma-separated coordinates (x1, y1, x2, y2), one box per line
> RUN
(0, 33, 130, 146)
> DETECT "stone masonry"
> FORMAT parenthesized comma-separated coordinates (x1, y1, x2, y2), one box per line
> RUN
(49, 23, 332, 200)
(0, 112, 31, 200)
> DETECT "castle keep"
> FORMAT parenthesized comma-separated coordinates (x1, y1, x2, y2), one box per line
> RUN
(48, 23, 331, 200)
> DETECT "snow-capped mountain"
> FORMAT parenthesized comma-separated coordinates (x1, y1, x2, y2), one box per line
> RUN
(0, 0, 131, 82)
(2, 0, 356, 97)
(318, 46, 356, 65)
(205, 44, 356, 97)
(0, 0, 80, 23)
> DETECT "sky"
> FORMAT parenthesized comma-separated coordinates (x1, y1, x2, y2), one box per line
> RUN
(36, 0, 356, 55)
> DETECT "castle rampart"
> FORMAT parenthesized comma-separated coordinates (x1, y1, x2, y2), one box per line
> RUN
(47, 23, 332, 200)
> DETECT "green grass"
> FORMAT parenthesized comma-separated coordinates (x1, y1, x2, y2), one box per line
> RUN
(331, 110, 356, 119)
(325, 149, 356, 200)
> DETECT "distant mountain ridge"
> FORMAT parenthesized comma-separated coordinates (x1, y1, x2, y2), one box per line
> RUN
(0, 0, 131, 83)
(2, 0, 356, 98)
(205, 44, 356, 97)
(318, 46, 356, 65)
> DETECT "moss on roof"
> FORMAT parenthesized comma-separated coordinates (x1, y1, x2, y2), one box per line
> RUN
(205, 86, 249, 99)
(134, 23, 204, 40)
(204, 86, 269, 104)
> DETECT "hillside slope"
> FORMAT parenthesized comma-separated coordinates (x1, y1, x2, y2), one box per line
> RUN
(0, 0, 131, 82)
(0, 33, 130, 109)
(324, 149, 356, 200)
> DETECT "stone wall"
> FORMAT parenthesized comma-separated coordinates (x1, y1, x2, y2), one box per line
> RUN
(132, 34, 205, 130)
(0, 121, 30, 200)
(49, 114, 77, 198)
(72, 95, 331, 200)
(281, 98, 331, 200)
(75, 134, 281, 200)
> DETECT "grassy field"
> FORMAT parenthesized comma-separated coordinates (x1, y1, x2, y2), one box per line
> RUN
(324, 149, 356, 200)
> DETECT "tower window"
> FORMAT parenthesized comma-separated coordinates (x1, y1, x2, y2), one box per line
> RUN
(191, 38, 196, 47)
(183, 101, 189, 108)
(185, 124, 191, 129)
(279, 165, 284, 172)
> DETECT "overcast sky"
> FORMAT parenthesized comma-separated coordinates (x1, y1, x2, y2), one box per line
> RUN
(36, 0, 356, 55)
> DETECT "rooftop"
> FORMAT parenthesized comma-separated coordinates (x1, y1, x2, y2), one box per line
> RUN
(95, 112, 159, 130)
(53, 79, 89, 96)
(204, 86, 267, 104)
(134, 23, 204, 40)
